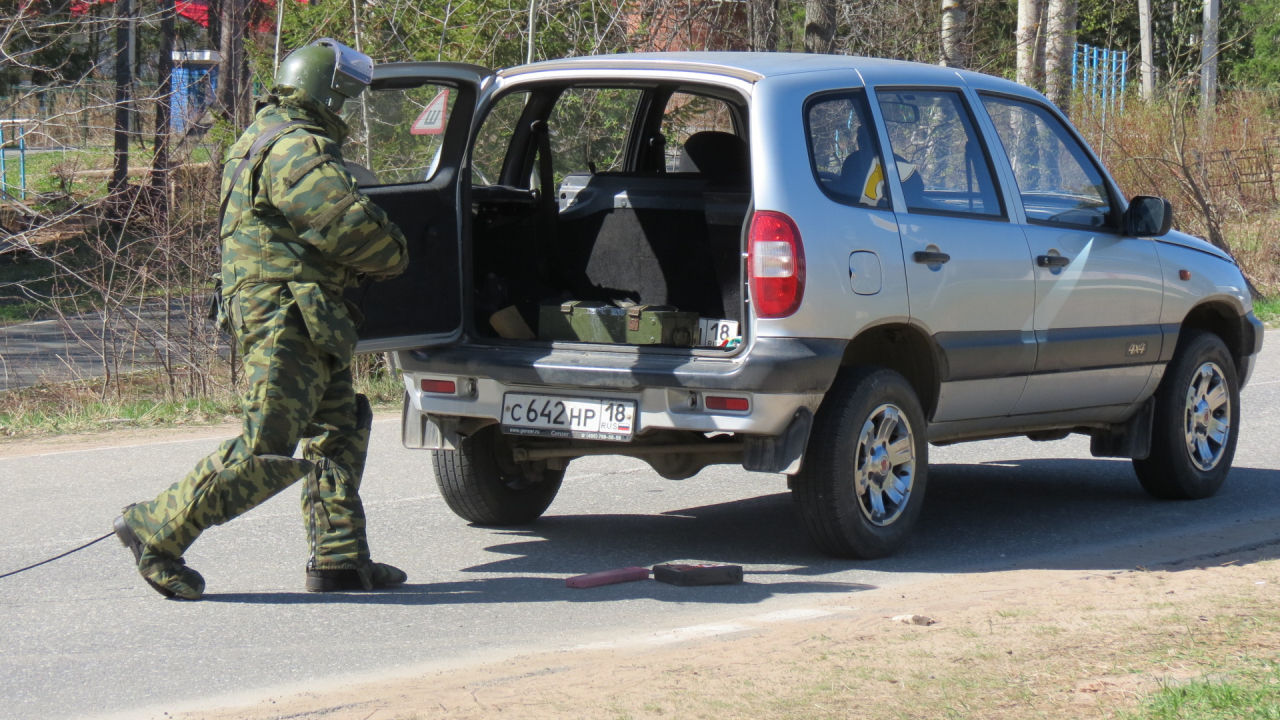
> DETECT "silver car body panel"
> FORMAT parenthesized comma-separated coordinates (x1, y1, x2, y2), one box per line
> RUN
(397, 52, 1259, 450)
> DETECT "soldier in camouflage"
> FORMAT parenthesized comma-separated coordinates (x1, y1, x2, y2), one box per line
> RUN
(112, 39, 410, 600)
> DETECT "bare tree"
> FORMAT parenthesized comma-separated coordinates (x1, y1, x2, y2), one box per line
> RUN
(1043, 0, 1076, 112)
(805, 0, 838, 53)
(749, 0, 780, 51)
(218, 0, 249, 126)
(110, 0, 133, 205)
(1200, 0, 1220, 108)
(1137, 0, 1156, 100)
(1015, 0, 1044, 88)
(940, 0, 967, 67)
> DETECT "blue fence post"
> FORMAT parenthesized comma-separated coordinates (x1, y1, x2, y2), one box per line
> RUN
(1120, 51, 1128, 112)
(1091, 46, 1099, 106)
(1072, 43, 1079, 93)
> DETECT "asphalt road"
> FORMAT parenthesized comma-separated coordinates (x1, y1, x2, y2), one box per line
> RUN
(0, 301, 201, 391)
(1, 334, 1278, 720)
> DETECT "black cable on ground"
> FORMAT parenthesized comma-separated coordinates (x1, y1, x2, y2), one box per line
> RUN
(0, 532, 114, 579)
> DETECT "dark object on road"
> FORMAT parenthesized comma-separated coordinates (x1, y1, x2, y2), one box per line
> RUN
(565, 566, 651, 588)
(653, 563, 744, 586)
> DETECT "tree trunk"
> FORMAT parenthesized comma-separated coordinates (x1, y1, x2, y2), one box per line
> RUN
(804, 0, 837, 54)
(217, 0, 246, 126)
(1200, 0, 1219, 108)
(153, 0, 175, 200)
(940, 0, 968, 68)
(1015, 0, 1045, 88)
(1044, 0, 1076, 113)
(1137, 0, 1155, 100)
(110, 0, 133, 203)
(749, 0, 779, 52)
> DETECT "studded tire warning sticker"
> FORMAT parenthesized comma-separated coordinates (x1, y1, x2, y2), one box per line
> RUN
(410, 89, 450, 135)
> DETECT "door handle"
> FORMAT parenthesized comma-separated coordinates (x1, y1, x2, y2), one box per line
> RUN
(913, 251, 951, 265)
(1036, 255, 1071, 268)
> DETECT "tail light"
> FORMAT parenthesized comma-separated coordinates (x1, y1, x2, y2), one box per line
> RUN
(748, 211, 805, 318)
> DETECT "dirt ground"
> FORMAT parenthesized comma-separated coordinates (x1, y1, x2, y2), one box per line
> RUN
(157, 549, 1280, 720)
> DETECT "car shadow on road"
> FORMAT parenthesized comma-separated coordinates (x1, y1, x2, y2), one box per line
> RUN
(206, 459, 1280, 604)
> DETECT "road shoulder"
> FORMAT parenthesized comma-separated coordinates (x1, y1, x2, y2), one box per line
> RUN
(153, 544, 1280, 720)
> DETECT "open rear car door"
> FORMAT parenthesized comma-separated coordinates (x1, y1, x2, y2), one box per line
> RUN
(345, 62, 492, 352)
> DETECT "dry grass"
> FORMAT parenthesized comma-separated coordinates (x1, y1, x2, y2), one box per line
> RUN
(0, 357, 403, 440)
(1075, 91, 1280, 297)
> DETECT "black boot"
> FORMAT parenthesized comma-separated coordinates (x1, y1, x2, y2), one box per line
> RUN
(306, 561, 407, 592)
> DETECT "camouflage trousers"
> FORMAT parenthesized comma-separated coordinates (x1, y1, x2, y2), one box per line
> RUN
(124, 282, 373, 571)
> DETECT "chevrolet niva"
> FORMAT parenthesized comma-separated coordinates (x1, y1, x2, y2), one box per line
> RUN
(341, 52, 1264, 559)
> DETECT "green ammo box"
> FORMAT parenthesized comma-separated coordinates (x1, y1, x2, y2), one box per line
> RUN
(538, 301, 628, 343)
(624, 305, 698, 346)
(537, 301, 698, 347)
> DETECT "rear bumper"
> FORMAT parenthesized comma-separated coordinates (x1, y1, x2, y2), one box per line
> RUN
(402, 336, 847, 393)
(397, 336, 845, 437)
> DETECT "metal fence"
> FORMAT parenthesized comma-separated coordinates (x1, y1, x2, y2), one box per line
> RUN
(1194, 138, 1280, 204)
(1073, 43, 1129, 113)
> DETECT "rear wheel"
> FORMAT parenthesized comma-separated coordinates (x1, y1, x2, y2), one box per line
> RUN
(432, 425, 564, 525)
(792, 367, 928, 559)
(1133, 330, 1240, 499)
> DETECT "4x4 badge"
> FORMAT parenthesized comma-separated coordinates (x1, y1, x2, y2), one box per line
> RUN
(1127, 342, 1147, 356)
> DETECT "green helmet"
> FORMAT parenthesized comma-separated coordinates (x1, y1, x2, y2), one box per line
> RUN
(275, 38, 374, 113)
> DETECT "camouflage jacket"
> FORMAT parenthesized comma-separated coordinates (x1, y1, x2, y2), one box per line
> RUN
(219, 87, 408, 358)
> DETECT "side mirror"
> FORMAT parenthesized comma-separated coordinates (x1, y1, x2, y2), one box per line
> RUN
(1124, 196, 1173, 237)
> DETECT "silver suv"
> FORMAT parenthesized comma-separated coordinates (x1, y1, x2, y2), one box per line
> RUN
(346, 52, 1264, 559)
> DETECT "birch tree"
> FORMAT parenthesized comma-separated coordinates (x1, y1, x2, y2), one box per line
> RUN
(805, 0, 837, 53)
(1043, 0, 1076, 112)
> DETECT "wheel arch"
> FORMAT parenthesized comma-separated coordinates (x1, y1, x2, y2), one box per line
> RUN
(840, 322, 940, 419)
(1177, 299, 1257, 378)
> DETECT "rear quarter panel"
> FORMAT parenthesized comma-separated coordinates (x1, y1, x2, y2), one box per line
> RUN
(749, 71, 910, 342)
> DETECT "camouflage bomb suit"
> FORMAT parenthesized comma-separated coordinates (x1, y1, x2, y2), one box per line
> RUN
(122, 88, 408, 595)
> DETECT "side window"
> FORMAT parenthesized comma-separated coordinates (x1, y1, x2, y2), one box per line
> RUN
(547, 87, 643, 182)
(471, 91, 529, 186)
(344, 83, 457, 186)
(875, 89, 1004, 218)
(980, 95, 1114, 229)
(661, 92, 735, 172)
(805, 91, 889, 209)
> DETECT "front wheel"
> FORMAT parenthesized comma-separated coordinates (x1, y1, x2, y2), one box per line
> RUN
(1133, 330, 1240, 499)
(792, 367, 929, 559)
(432, 425, 564, 525)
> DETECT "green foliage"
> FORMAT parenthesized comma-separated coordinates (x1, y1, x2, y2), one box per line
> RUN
(0, 0, 98, 95)
(1255, 297, 1280, 326)
(1122, 664, 1280, 720)
(1235, 0, 1280, 88)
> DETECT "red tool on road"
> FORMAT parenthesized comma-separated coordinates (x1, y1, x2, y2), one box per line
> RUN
(565, 566, 651, 588)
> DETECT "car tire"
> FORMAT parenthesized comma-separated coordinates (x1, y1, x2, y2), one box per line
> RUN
(431, 425, 565, 525)
(792, 367, 929, 559)
(1133, 330, 1240, 500)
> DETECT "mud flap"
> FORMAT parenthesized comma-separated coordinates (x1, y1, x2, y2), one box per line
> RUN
(742, 407, 814, 475)
(1090, 397, 1154, 460)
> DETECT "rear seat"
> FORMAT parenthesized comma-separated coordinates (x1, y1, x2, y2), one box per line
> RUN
(554, 131, 750, 323)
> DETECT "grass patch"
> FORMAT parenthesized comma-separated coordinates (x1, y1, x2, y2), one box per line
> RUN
(0, 358, 404, 440)
(1255, 297, 1280, 327)
(1123, 661, 1280, 719)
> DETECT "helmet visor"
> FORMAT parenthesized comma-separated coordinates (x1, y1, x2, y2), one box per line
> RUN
(318, 38, 374, 100)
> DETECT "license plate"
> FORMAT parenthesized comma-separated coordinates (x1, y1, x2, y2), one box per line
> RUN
(501, 393, 637, 442)
(698, 318, 740, 347)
